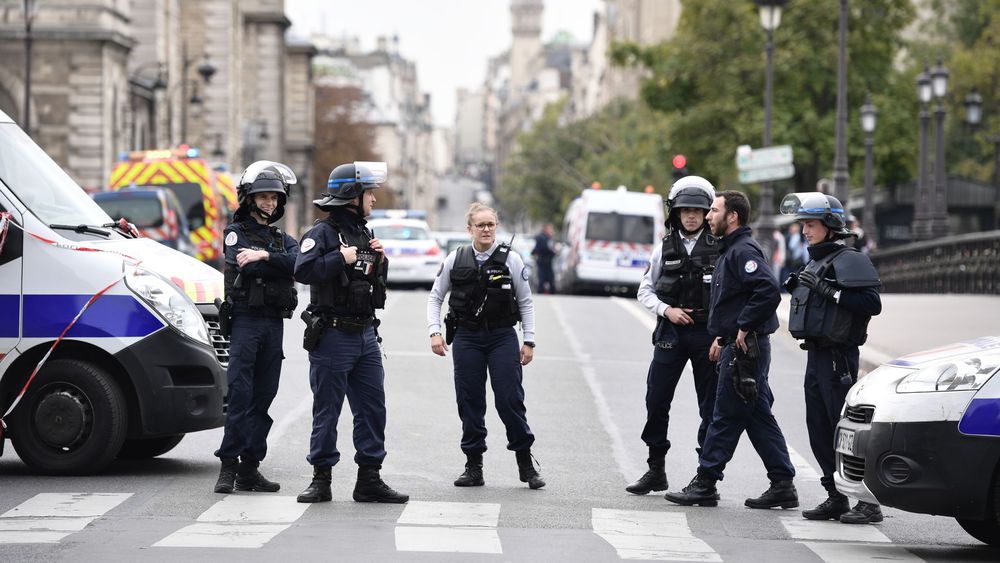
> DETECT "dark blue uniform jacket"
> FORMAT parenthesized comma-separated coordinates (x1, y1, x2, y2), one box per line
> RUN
(707, 226, 780, 340)
(224, 220, 299, 313)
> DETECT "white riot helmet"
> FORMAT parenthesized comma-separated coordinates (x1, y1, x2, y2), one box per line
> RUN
(666, 175, 716, 224)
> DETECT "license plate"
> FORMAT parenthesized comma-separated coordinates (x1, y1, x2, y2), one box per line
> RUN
(617, 257, 649, 268)
(835, 428, 856, 456)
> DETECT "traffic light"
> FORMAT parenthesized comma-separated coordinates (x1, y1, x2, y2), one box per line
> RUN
(672, 154, 688, 182)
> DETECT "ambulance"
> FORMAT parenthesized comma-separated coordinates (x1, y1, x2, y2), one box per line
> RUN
(0, 109, 228, 474)
(108, 146, 234, 269)
(554, 186, 665, 295)
(834, 335, 1000, 546)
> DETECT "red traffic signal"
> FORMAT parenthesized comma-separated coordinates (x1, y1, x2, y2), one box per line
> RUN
(672, 154, 687, 169)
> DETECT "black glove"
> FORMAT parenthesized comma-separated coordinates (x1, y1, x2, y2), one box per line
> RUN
(782, 271, 799, 292)
(798, 270, 838, 301)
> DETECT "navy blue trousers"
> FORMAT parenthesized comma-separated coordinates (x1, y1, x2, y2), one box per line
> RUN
(215, 315, 284, 462)
(697, 335, 795, 482)
(452, 326, 534, 454)
(306, 326, 387, 467)
(805, 345, 858, 493)
(642, 323, 718, 456)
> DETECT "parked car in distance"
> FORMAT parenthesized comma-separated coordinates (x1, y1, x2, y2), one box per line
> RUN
(369, 215, 444, 289)
(93, 187, 196, 257)
(433, 230, 470, 256)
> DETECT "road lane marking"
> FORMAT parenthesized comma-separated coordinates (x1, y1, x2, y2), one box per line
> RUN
(394, 501, 502, 554)
(554, 302, 642, 482)
(592, 508, 721, 562)
(153, 496, 307, 549)
(799, 541, 923, 562)
(0, 493, 131, 544)
(781, 516, 891, 543)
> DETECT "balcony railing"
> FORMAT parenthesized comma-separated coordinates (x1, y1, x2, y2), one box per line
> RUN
(870, 230, 1000, 294)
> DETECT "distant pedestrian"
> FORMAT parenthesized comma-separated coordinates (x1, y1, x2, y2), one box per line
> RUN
(781, 192, 884, 524)
(781, 222, 808, 285)
(531, 223, 556, 294)
(427, 203, 544, 490)
(664, 190, 798, 510)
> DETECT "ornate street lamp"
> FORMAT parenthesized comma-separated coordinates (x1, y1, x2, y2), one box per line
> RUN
(929, 58, 950, 238)
(913, 65, 932, 240)
(180, 45, 217, 143)
(964, 89, 1000, 224)
(832, 0, 850, 206)
(752, 0, 787, 259)
(860, 94, 877, 245)
(22, 0, 39, 135)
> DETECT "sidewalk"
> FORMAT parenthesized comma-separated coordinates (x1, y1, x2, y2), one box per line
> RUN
(777, 294, 1000, 372)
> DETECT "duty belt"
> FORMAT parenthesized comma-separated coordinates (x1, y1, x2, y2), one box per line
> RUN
(327, 316, 375, 333)
(686, 308, 708, 323)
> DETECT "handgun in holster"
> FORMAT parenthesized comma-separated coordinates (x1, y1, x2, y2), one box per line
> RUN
(444, 313, 457, 345)
(215, 297, 233, 338)
(301, 309, 326, 352)
(731, 331, 760, 403)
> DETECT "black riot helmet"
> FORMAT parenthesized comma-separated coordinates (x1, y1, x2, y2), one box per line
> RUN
(779, 191, 851, 237)
(235, 160, 297, 224)
(314, 161, 388, 213)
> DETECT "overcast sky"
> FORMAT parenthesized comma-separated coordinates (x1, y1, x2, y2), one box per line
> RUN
(285, 0, 602, 127)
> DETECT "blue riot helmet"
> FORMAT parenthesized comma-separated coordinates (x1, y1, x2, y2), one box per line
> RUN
(666, 175, 715, 232)
(314, 161, 388, 212)
(236, 160, 297, 223)
(779, 192, 851, 237)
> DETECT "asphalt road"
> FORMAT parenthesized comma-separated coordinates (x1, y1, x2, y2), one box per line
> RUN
(1, 290, 998, 562)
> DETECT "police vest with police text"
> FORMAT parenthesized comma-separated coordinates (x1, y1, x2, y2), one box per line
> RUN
(654, 229, 719, 317)
(788, 246, 879, 346)
(308, 218, 387, 318)
(448, 243, 520, 328)
(223, 221, 297, 318)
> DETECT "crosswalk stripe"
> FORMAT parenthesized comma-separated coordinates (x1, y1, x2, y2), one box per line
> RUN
(781, 516, 892, 543)
(799, 541, 925, 562)
(394, 501, 502, 554)
(153, 496, 308, 549)
(0, 493, 131, 544)
(592, 508, 721, 562)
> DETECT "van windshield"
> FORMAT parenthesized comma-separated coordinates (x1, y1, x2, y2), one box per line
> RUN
(138, 182, 206, 229)
(0, 123, 112, 226)
(586, 212, 655, 244)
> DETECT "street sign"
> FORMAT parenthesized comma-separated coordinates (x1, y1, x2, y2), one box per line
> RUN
(738, 164, 795, 184)
(735, 144, 793, 171)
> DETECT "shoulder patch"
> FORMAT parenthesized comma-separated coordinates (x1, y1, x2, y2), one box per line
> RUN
(521, 264, 532, 281)
(436, 263, 444, 277)
(744, 259, 758, 273)
(301, 238, 316, 253)
(225, 231, 238, 246)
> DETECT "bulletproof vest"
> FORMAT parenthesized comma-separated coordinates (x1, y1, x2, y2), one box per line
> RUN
(788, 247, 878, 346)
(309, 218, 387, 317)
(223, 222, 297, 318)
(654, 229, 719, 316)
(448, 243, 520, 328)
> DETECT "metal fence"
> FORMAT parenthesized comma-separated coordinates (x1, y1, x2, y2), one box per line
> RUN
(870, 230, 1000, 294)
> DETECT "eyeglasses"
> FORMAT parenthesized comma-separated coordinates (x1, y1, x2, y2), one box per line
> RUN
(472, 222, 497, 231)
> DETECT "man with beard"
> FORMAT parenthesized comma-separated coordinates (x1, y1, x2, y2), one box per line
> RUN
(664, 190, 797, 510)
(626, 176, 720, 496)
(780, 192, 883, 524)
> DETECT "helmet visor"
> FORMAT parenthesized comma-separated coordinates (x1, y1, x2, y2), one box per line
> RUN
(779, 192, 841, 216)
(239, 160, 298, 187)
(355, 161, 388, 185)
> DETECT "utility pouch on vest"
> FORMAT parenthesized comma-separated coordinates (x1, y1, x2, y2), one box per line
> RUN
(372, 262, 388, 309)
(346, 280, 372, 315)
(215, 297, 233, 338)
(301, 309, 326, 352)
(248, 278, 266, 308)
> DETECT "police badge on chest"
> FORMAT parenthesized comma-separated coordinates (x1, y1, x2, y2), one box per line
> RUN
(355, 249, 377, 276)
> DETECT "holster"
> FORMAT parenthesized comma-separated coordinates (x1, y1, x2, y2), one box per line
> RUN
(301, 310, 326, 352)
(215, 297, 233, 338)
(734, 331, 760, 378)
(445, 313, 457, 345)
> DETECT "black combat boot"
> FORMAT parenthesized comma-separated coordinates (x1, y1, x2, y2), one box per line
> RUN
(214, 458, 239, 494)
(515, 449, 545, 489)
(625, 453, 668, 495)
(454, 453, 485, 487)
(663, 474, 719, 507)
(802, 492, 850, 520)
(296, 466, 332, 503)
(234, 458, 281, 492)
(745, 480, 799, 509)
(353, 465, 409, 503)
(839, 501, 883, 524)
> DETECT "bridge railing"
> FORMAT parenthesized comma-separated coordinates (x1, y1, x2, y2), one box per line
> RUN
(870, 230, 1000, 293)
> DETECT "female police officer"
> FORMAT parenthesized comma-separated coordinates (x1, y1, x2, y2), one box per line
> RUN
(293, 161, 407, 504)
(426, 203, 543, 489)
(214, 160, 299, 494)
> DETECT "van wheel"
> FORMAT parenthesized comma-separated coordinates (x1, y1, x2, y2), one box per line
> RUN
(118, 435, 184, 459)
(9, 359, 127, 475)
(956, 471, 1000, 546)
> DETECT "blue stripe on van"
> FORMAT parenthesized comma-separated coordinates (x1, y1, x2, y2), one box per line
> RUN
(959, 397, 1000, 437)
(0, 294, 18, 337)
(22, 294, 164, 338)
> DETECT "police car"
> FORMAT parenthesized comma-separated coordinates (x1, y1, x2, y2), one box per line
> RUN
(834, 336, 1000, 546)
(368, 211, 443, 288)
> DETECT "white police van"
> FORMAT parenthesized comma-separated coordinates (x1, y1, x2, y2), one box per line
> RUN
(0, 109, 228, 474)
(834, 335, 1000, 546)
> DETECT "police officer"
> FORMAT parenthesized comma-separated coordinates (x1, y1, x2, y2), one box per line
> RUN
(780, 192, 884, 524)
(293, 161, 408, 504)
(427, 202, 543, 489)
(214, 160, 300, 494)
(664, 190, 798, 509)
(627, 176, 720, 495)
